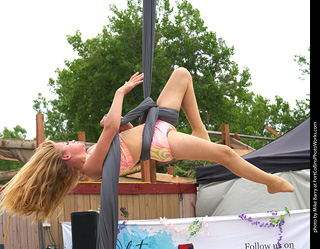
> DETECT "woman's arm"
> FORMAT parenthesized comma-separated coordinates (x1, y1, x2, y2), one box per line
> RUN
(83, 72, 144, 180)
(100, 116, 134, 133)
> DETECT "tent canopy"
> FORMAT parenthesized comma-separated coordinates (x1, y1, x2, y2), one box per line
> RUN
(196, 118, 310, 184)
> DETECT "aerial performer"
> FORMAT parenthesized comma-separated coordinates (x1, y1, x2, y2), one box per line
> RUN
(0, 67, 294, 223)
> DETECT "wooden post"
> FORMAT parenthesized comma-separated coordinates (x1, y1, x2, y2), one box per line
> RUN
(167, 166, 174, 176)
(221, 124, 231, 147)
(265, 125, 281, 138)
(233, 132, 241, 140)
(78, 131, 86, 142)
(36, 114, 45, 147)
(141, 159, 157, 183)
(36, 114, 46, 248)
(150, 160, 157, 183)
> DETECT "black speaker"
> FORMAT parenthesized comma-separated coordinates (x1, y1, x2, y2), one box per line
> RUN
(0, 244, 4, 249)
(71, 211, 99, 249)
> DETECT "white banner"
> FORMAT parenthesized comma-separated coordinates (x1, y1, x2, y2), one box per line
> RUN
(61, 222, 72, 249)
(62, 209, 310, 249)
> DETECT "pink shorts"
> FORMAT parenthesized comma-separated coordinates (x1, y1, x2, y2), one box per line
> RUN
(120, 136, 135, 171)
(119, 120, 176, 171)
(149, 120, 176, 162)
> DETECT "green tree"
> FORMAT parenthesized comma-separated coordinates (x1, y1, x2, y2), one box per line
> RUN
(0, 125, 27, 140)
(34, 0, 309, 145)
(33, 0, 310, 178)
(34, 0, 255, 141)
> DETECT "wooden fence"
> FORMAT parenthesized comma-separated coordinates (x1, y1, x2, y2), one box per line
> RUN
(0, 213, 39, 249)
(0, 182, 197, 249)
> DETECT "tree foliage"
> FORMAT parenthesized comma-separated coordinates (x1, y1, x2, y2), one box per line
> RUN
(0, 125, 27, 140)
(294, 47, 310, 81)
(34, 0, 309, 146)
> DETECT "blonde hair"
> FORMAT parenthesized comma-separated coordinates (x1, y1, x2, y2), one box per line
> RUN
(0, 140, 80, 222)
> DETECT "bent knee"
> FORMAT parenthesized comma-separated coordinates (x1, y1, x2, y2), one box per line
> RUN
(173, 67, 192, 80)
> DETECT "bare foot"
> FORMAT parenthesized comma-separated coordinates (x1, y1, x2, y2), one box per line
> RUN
(267, 175, 295, 194)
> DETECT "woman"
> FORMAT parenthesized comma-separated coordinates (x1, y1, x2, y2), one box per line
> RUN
(0, 68, 294, 222)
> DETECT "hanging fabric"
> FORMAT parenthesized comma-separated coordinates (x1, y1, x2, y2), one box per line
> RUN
(96, 1, 158, 248)
(142, 0, 157, 99)
(96, 99, 179, 248)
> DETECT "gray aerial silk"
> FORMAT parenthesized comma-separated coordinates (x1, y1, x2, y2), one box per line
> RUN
(142, 0, 156, 99)
(95, 1, 179, 248)
(96, 97, 179, 248)
(96, 132, 121, 249)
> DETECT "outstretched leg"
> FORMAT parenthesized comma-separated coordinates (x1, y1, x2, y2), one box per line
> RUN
(168, 131, 294, 194)
(157, 67, 210, 141)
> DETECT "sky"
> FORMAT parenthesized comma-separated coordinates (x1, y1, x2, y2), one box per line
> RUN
(0, 0, 310, 140)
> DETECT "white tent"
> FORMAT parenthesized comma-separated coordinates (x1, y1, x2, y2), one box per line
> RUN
(196, 118, 310, 216)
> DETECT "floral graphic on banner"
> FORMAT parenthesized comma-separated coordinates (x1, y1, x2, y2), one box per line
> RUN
(117, 217, 209, 248)
(117, 224, 176, 249)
